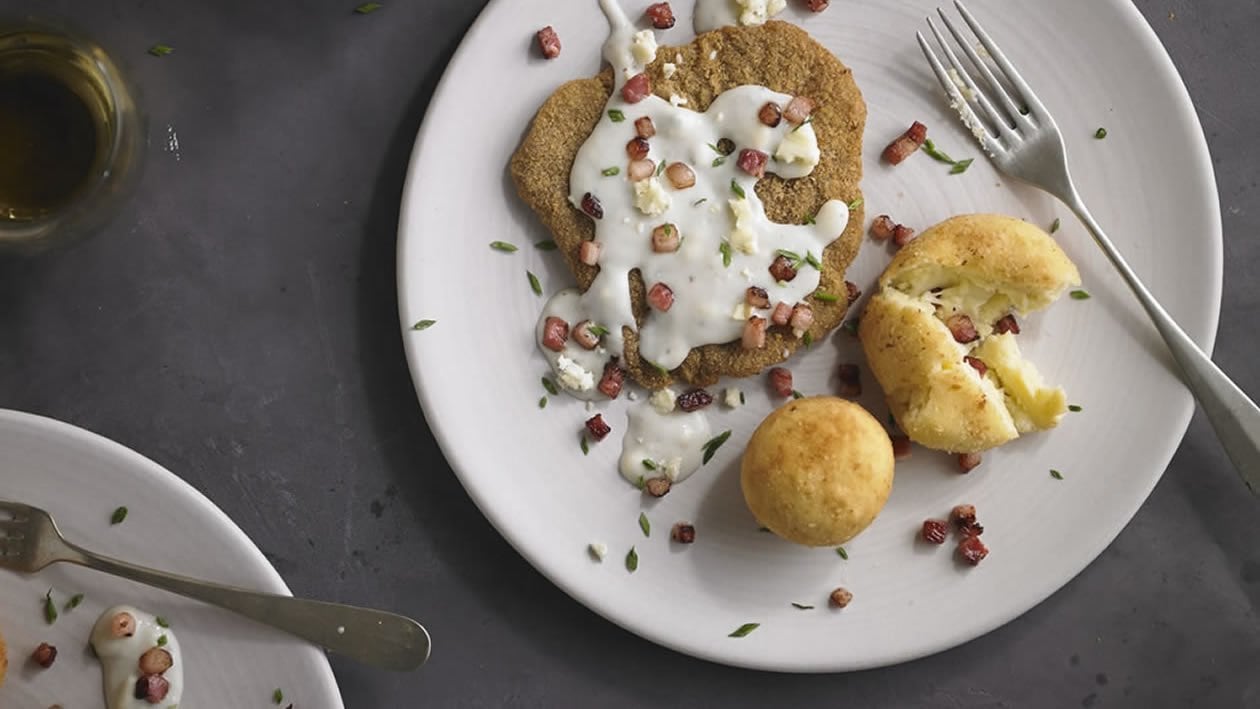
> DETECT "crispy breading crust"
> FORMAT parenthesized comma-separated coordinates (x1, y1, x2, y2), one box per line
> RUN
(511, 21, 866, 388)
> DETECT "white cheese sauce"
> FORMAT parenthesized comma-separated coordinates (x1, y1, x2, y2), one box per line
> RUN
(618, 403, 712, 485)
(90, 605, 185, 709)
(536, 0, 848, 383)
(695, 0, 786, 34)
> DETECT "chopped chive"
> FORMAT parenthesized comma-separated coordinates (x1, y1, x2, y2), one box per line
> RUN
(804, 213, 817, 225)
(273, 688, 284, 704)
(147, 44, 174, 57)
(527, 270, 543, 296)
(1068, 404, 1083, 412)
(354, 2, 383, 13)
(588, 324, 610, 337)
(43, 589, 57, 625)
(805, 251, 822, 270)
(580, 435, 589, 455)
(776, 249, 803, 269)
(701, 430, 733, 464)
(835, 546, 849, 560)
(635, 475, 646, 490)
(1050, 218, 1061, 234)
(1070, 289, 1091, 300)
(411, 319, 436, 331)
(792, 116, 814, 132)
(712, 157, 727, 167)
(791, 390, 804, 400)
(538, 396, 548, 409)
(949, 158, 974, 174)
(791, 602, 814, 610)
(65, 593, 84, 611)
(155, 616, 170, 628)
(813, 291, 839, 303)
(729, 622, 760, 637)
(638, 512, 651, 537)
(541, 377, 559, 395)
(730, 179, 746, 199)
(608, 109, 626, 122)
(601, 166, 620, 177)
(110, 506, 128, 525)
(847, 197, 864, 211)
(1094, 127, 1108, 139)
(1050, 469, 1065, 480)
(489, 240, 518, 252)
(719, 241, 733, 267)
(921, 138, 956, 165)
(802, 331, 813, 347)
(692, 198, 708, 206)
(625, 546, 639, 572)
(657, 160, 667, 176)
(642, 459, 657, 471)
(535, 239, 558, 251)
(706, 143, 723, 154)
(157, 634, 168, 646)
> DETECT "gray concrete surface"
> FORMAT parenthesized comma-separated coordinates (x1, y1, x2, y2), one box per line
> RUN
(0, 0, 1256, 706)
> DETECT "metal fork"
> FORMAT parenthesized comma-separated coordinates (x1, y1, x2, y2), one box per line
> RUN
(918, 1, 1260, 495)
(0, 500, 431, 670)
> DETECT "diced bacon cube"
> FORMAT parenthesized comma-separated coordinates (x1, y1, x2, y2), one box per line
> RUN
(964, 356, 987, 376)
(893, 224, 916, 247)
(598, 361, 625, 398)
(958, 452, 982, 473)
(805, 0, 830, 11)
(635, 116, 656, 139)
(665, 162, 696, 189)
(870, 215, 896, 240)
(783, 96, 816, 125)
(626, 137, 650, 160)
(769, 256, 797, 283)
(737, 149, 768, 178)
(746, 286, 770, 308)
(647, 282, 674, 312)
(579, 240, 601, 266)
(542, 317, 569, 352)
(891, 434, 912, 459)
(742, 316, 767, 349)
(585, 414, 611, 441)
(628, 159, 656, 182)
(845, 280, 863, 305)
(882, 121, 928, 165)
(651, 223, 680, 253)
(537, 26, 561, 60)
(770, 301, 792, 326)
(958, 536, 989, 566)
(946, 314, 979, 344)
(645, 2, 676, 29)
(580, 192, 603, 219)
(994, 314, 1021, 335)
(758, 102, 783, 127)
(768, 367, 794, 398)
(572, 320, 601, 350)
(789, 303, 814, 336)
(622, 73, 652, 103)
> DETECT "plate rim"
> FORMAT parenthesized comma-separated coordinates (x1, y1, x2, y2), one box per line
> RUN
(0, 407, 347, 703)
(396, 0, 1223, 672)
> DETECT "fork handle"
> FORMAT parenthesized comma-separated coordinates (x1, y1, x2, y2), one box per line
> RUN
(1063, 193, 1260, 494)
(60, 540, 430, 671)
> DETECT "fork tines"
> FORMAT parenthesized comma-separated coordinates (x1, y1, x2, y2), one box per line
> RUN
(918, 0, 1049, 156)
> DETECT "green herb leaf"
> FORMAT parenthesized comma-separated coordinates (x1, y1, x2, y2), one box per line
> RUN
(804, 212, 817, 225)
(793, 116, 814, 132)
(949, 158, 974, 174)
(835, 546, 849, 560)
(701, 430, 733, 465)
(791, 602, 814, 610)
(1095, 127, 1108, 139)
(489, 240, 518, 253)
(625, 546, 639, 572)
(730, 179, 746, 199)
(65, 593, 84, 611)
(657, 160, 667, 176)
(635, 475, 646, 490)
(638, 512, 651, 538)
(527, 270, 543, 296)
(43, 589, 57, 625)
(805, 251, 822, 270)
(535, 239, 557, 251)
(354, 2, 383, 13)
(272, 688, 284, 704)
(847, 197, 864, 211)
(729, 622, 760, 638)
(580, 435, 590, 456)
(712, 157, 727, 168)
(157, 634, 168, 646)
(110, 506, 128, 525)
(538, 396, 548, 409)
(642, 459, 658, 471)
(601, 166, 621, 177)
(608, 109, 626, 122)
(156, 615, 170, 628)
(1050, 469, 1065, 480)
(813, 291, 839, 303)
(791, 390, 804, 400)
(588, 324, 610, 337)
(1049, 218, 1061, 234)
(411, 319, 436, 331)
(1070, 289, 1091, 300)
(541, 377, 559, 395)
(802, 331, 813, 347)
(692, 198, 708, 206)
(921, 138, 956, 165)
(147, 44, 174, 57)
(1068, 404, 1083, 412)
(719, 241, 733, 268)
(706, 142, 723, 155)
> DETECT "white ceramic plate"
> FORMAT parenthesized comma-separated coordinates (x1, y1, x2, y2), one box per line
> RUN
(0, 410, 344, 705)
(398, 0, 1220, 672)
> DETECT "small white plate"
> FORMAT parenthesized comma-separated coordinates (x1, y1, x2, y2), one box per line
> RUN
(0, 410, 343, 706)
(398, 0, 1221, 671)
